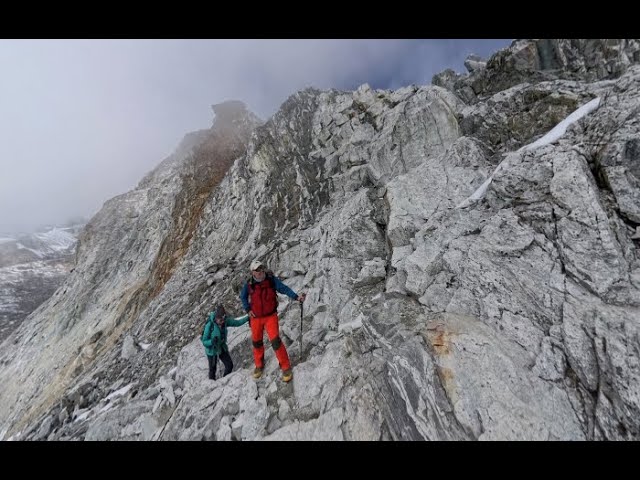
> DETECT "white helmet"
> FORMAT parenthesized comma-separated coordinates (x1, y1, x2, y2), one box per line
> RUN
(250, 259, 265, 271)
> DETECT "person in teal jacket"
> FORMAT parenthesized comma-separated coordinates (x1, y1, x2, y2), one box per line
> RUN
(201, 304, 249, 380)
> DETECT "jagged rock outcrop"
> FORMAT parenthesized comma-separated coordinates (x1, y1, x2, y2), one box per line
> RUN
(1, 40, 639, 441)
(441, 39, 640, 104)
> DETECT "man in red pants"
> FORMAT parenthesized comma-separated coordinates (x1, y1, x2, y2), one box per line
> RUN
(240, 259, 306, 382)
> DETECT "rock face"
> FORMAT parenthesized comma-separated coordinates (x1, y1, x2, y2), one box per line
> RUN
(444, 39, 640, 104)
(1, 39, 639, 441)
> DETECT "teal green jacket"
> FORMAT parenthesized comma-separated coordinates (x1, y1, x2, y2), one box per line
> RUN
(201, 312, 249, 356)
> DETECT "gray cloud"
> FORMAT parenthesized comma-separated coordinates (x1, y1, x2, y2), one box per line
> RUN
(0, 39, 510, 234)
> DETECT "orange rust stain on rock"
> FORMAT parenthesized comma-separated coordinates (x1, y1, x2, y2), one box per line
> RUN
(423, 324, 455, 357)
(438, 366, 457, 402)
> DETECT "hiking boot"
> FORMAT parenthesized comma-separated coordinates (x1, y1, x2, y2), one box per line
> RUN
(253, 367, 263, 379)
(282, 369, 293, 382)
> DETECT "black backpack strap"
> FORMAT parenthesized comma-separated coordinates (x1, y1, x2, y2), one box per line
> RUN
(265, 272, 276, 289)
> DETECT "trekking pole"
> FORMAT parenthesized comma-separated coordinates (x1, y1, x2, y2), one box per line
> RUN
(300, 300, 303, 361)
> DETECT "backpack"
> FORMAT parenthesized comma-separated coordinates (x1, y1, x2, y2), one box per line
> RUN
(201, 313, 212, 342)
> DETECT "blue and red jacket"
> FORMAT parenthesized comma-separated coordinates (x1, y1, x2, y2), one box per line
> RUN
(240, 273, 298, 317)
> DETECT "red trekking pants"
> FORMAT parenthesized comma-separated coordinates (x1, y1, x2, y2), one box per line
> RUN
(250, 312, 291, 371)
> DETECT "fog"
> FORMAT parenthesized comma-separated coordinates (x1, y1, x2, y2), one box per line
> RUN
(0, 39, 510, 234)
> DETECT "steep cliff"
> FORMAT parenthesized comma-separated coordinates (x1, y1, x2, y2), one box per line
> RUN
(2, 40, 638, 441)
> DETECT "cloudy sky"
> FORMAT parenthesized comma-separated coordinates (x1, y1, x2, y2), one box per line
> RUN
(0, 39, 510, 234)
